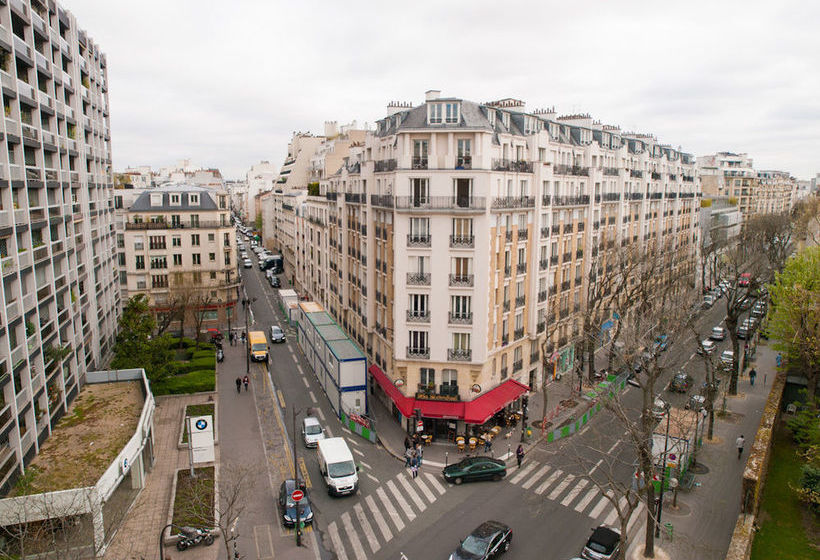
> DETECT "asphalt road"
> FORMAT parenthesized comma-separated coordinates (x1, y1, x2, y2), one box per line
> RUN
(238, 249, 757, 560)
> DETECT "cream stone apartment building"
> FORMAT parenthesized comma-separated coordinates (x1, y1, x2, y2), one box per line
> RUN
(267, 91, 700, 435)
(121, 185, 239, 333)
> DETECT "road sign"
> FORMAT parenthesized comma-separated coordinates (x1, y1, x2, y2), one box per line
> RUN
(291, 489, 304, 502)
(416, 420, 424, 432)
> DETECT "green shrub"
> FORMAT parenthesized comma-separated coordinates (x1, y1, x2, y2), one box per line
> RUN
(799, 464, 820, 510)
(151, 369, 215, 395)
(190, 349, 215, 360)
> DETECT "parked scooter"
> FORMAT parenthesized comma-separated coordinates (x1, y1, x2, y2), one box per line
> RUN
(175, 526, 214, 551)
(216, 348, 224, 363)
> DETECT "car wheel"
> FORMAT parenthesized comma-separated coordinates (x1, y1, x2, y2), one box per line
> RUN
(454, 477, 463, 485)
(176, 540, 189, 551)
(492, 473, 502, 481)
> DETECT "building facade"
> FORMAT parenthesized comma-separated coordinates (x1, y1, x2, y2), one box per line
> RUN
(0, 0, 119, 493)
(267, 91, 701, 435)
(121, 185, 239, 335)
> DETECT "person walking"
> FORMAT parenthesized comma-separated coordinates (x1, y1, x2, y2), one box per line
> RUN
(243, 375, 249, 392)
(235, 377, 242, 394)
(404, 446, 413, 467)
(483, 436, 492, 454)
(404, 436, 412, 452)
(776, 353, 782, 368)
(736, 434, 745, 459)
(415, 443, 424, 467)
(749, 368, 757, 386)
(410, 455, 419, 479)
(516, 444, 525, 468)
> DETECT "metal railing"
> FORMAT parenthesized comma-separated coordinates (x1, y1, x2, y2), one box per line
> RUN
(450, 235, 474, 248)
(407, 272, 431, 286)
(492, 159, 533, 173)
(492, 196, 536, 209)
(407, 234, 431, 247)
(395, 196, 486, 210)
(448, 312, 473, 324)
(449, 274, 474, 287)
(406, 310, 430, 323)
(407, 346, 430, 359)
(448, 348, 472, 361)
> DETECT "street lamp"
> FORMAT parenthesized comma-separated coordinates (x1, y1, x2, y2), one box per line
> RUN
(655, 401, 672, 538)
(292, 407, 303, 547)
(159, 523, 176, 560)
(242, 296, 256, 374)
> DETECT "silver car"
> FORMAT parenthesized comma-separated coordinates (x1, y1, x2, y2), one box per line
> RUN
(301, 417, 325, 448)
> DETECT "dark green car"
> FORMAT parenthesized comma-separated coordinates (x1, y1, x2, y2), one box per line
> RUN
(442, 456, 507, 485)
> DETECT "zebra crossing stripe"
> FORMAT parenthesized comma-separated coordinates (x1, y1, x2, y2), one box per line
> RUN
(548, 474, 575, 500)
(414, 475, 437, 504)
(509, 462, 536, 484)
(396, 474, 427, 512)
(386, 480, 416, 522)
(376, 486, 406, 531)
(574, 488, 599, 513)
(589, 494, 611, 519)
(353, 503, 380, 554)
(365, 494, 393, 542)
(627, 503, 645, 533)
(535, 469, 563, 495)
(603, 496, 627, 526)
(327, 521, 350, 560)
(423, 472, 446, 495)
(340, 511, 368, 560)
(521, 464, 551, 490)
(561, 478, 588, 507)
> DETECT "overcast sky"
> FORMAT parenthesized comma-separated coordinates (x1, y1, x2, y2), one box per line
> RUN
(66, 0, 819, 180)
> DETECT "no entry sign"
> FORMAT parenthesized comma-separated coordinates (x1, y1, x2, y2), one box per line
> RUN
(291, 489, 304, 502)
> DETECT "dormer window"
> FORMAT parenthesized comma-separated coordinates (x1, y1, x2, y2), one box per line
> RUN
(502, 112, 510, 128)
(170, 194, 181, 206)
(445, 102, 459, 124)
(150, 193, 162, 207)
(428, 103, 442, 124)
(189, 194, 199, 206)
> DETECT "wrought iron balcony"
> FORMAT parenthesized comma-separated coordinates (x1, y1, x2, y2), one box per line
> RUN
(550, 255, 559, 266)
(536, 322, 546, 333)
(503, 300, 510, 312)
(651, 171, 661, 180)
(514, 327, 524, 340)
(505, 230, 513, 243)
(504, 265, 511, 277)
(394, 196, 486, 211)
(518, 229, 528, 240)
(407, 272, 431, 286)
(538, 290, 547, 302)
(541, 227, 549, 239)
(492, 196, 536, 209)
(562, 252, 571, 262)
(563, 223, 574, 233)
(439, 384, 460, 397)
(407, 346, 430, 359)
(450, 235, 475, 248)
(455, 155, 472, 169)
(449, 274, 474, 287)
(561, 280, 571, 291)
(539, 259, 548, 271)
(630, 169, 643, 178)
(513, 359, 523, 372)
(448, 312, 473, 325)
(448, 348, 472, 361)
(407, 310, 430, 323)
(407, 234, 431, 248)
(549, 285, 557, 296)
(603, 193, 621, 202)
(374, 159, 397, 172)
(552, 224, 561, 234)
(412, 156, 429, 170)
(629, 192, 644, 200)
(516, 262, 527, 274)
(577, 222, 585, 232)
(542, 195, 551, 206)
(370, 194, 395, 208)
(515, 295, 525, 307)
(502, 334, 509, 346)
(492, 159, 533, 173)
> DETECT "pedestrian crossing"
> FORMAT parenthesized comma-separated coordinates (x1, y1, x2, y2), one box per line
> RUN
(326, 470, 448, 560)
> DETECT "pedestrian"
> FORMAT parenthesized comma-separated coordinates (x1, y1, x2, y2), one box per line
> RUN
(516, 444, 525, 468)
(410, 455, 419, 479)
(483, 436, 492, 453)
(736, 434, 745, 459)
(235, 377, 242, 394)
(404, 436, 412, 451)
(776, 353, 782, 368)
(415, 443, 423, 467)
(243, 375, 249, 392)
(404, 446, 413, 467)
(749, 368, 757, 386)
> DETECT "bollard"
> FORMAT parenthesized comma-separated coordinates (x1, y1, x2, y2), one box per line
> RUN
(445, 451, 448, 467)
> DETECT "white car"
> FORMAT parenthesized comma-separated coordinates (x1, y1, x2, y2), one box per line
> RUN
(710, 326, 726, 340)
(651, 398, 668, 419)
(697, 339, 716, 354)
(703, 295, 715, 309)
(243, 258, 253, 268)
(720, 350, 734, 366)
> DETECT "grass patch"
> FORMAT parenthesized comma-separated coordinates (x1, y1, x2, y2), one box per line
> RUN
(751, 424, 820, 560)
(181, 403, 215, 444)
(151, 342, 216, 396)
(172, 467, 215, 528)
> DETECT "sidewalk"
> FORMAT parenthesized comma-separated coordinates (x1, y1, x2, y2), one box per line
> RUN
(103, 394, 219, 560)
(627, 341, 776, 560)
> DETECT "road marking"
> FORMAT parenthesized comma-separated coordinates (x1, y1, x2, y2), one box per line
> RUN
(575, 487, 599, 513)
(606, 440, 620, 455)
(327, 522, 349, 560)
(396, 473, 427, 512)
(423, 472, 446, 494)
(252, 524, 274, 560)
(627, 503, 645, 533)
(386, 480, 416, 521)
(561, 478, 588, 506)
(535, 469, 563, 495)
(309, 391, 318, 403)
(419, 458, 446, 468)
(340, 512, 367, 560)
(509, 462, 537, 484)
(353, 503, 380, 554)
(548, 474, 575, 500)
(522, 464, 552, 490)
(298, 457, 311, 488)
(351, 447, 365, 458)
(376, 486, 405, 532)
(603, 496, 627, 526)
(316, 408, 325, 422)
(359, 460, 372, 470)
(297, 364, 304, 375)
(346, 437, 361, 447)
(589, 459, 604, 476)
(292, 354, 299, 365)
(276, 389, 286, 408)
(589, 493, 612, 519)
(365, 493, 393, 542)
(366, 473, 379, 484)
(414, 475, 437, 504)
(302, 377, 310, 388)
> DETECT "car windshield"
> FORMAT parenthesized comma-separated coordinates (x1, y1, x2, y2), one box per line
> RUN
(588, 541, 611, 553)
(251, 343, 267, 352)
(272, 328, 282, 336)
(305, 424, 322, 435)
(328, 460, 356, 478)
(460, 535, 490, 556)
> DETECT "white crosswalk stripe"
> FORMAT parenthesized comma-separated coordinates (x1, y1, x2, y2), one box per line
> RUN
(386, 479, 416, 521)
(396, 473, 427, 511)
(423, 472, 446, 494)
(561, 478, 588, 506)
(603, 496, 628, 526)
(548, 474, 575, 500)
(589, 493, 612, 520)
(340, 511, 367, 560)
(535, 469, 563, 495)
(353, 503, 380, 554)
(327, 521, 349, 560)
(574, 488, 600, 513)
(509, 462, 536, 484)
(414, 475, 437, 504)
(627, 503, 645, 533)
(376, 486, 405, 531)
(521, 464, 551, 490)
(364, 494, 393, 542)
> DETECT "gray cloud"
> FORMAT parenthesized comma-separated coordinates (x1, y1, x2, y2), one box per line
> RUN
(66, 0, 819, 179)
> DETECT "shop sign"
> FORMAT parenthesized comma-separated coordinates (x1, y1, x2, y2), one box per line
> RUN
(470, 384, 481, 393)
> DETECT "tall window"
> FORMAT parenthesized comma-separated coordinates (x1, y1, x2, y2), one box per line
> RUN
(452, 332, 470, 350)
(420, 367, 435, 387)
(445, 103, 459, 123)
(173, 254, 182, 266)
(190, 214, 200, 227)
(410, 217, 429, 239)
(192, 254, 201, 265)
(457, 139, 471, 168)
(191, 234, 200, 246)
(408, 294, 429, 317)
(410, 178, 428, 205)
(428, 104, 442, 124)
(409, 330, 428, 351)
(135, 255, 144, 270)
(410, 255, 428, 274)
(452, 257, 471, 277)
(452, 218, 473, 238)
(412, 140, 428, 169)
(451, 295, 471, 318)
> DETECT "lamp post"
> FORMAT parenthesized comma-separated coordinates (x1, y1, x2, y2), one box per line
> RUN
(218, 298, 223, 332)
(292, 407, 303, 547)
(242, 296, 256, 375)
(655, 402, 672, 538)
(159, 523, 176, 560)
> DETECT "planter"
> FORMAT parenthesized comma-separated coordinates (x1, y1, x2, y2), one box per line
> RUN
(178, 401, 219, 448)
(163, 466, 219, 547)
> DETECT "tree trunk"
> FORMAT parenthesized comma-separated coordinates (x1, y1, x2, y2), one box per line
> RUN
(729, 334, 740, 395)
(587, 335, 597, 382)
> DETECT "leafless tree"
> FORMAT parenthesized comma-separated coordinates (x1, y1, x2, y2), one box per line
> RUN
(744, 212, 794, 282)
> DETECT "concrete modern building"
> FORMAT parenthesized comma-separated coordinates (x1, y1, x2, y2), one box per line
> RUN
(269, 91, 701, 436)
(275, 132, 325, 191)
(245, 160, 276, 222)
(0, 0, 119, 493)
(120, 184, 239, 334)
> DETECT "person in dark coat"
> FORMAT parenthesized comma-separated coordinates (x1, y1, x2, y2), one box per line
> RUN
(235, 377, 242, 394)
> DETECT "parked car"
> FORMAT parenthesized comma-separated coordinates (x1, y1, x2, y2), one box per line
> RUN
(651, 397, 668, 419)
(685, 394, 706, 411)
(737, 325, 750, 339)
(243, 258, 253, 268)
(270, 325, 286, 343)
(703, 295, 715, 309)
(669, 372, 694, 393)
(697, 339, 716, 354)
(277, 479, 313, 528)
(720, 350, 734, 366)
(710, 326, 726, 341)
(751, 302, 767, 319)
(269, 275, 281, 288)
(739, 272, 752, 287)
(442, 457, 507, 485)
(581, 526, 621, 560)
(301, 416, 325, 448)
(449, 520, 512, 560)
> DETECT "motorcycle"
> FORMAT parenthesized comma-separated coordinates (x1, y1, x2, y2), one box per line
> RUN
(216, 348, 224, 363)
(175, 526, 215, 551)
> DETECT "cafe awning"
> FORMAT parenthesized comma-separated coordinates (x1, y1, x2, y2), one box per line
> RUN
(463, 379, 530, 425)
(368, 364, 415, 417)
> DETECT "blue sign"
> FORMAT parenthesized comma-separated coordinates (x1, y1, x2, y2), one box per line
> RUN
(195, 419, 208, 430)
(601, 320, 614, 332)
(613, 311, 621, 320)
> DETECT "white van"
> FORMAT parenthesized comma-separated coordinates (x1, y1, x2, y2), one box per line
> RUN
(316, 437, 358, 496)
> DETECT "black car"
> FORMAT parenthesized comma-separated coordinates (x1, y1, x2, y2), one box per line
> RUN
(277, 479, 313, 528)
(270, 325, 286, 343)
(581, 526, 621, 560)
(270, 276, 281, 288)
(449, 520, 512, 560)
(442, 456, 507, 485)
(669, 372, 694, 393)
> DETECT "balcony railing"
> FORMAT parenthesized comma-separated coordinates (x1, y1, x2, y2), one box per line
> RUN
(515, 295, 525, 307)
(514, 328, 524, 340)
(492, 196, 536, 209)
(513, 359, 523, 372)
(629, 192, 644, 200)
(538, 290, 547, 302)
(395, 196, 486, 210)
(563, 223, 574, 233)
(448, 312, 473, 324)
(412, 157, 428, 170)
(450, 235, 474, 248)
(125, 221, 230, 230)
(406, 272, 431, 286)
(492, 159, 533, 173)
(553, 195, 590, 206)
(455, 155, 472, 169)
(603, 193, 621, 202)
(516, 262, 527, 274)
(448, 348, 472, 362)
(439, 384, 459, 397)
(630, 170, 643, 178)
(370, 194, 394, 208)
(407, 346, 430, 359)
(561, 280, 571, 291)
(505, 230, 513, 243)
(554, 164, 589, 176)
(518, 229, 528, 240)
(406, 310, 430, 323)
(550, 255, 559, 266)
(541, 227, 549, 239)
(407, 234, 431, 248)
(539, 259, 548, 271)
(603, 167, 619, 176)
(449, 274, 474, 287)
(503, 300, 510, 312)
(541, 195, 551, 206)
(374, 159, 397, 172)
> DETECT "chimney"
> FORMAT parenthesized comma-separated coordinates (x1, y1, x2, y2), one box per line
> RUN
(425, 89, 441, 101)
(386, 101, 413, 117)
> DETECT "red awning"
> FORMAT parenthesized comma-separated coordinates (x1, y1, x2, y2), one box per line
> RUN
(415, 399, 465, 420)
(463, 379, 530, 425)
(368, 364, 416, 418)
